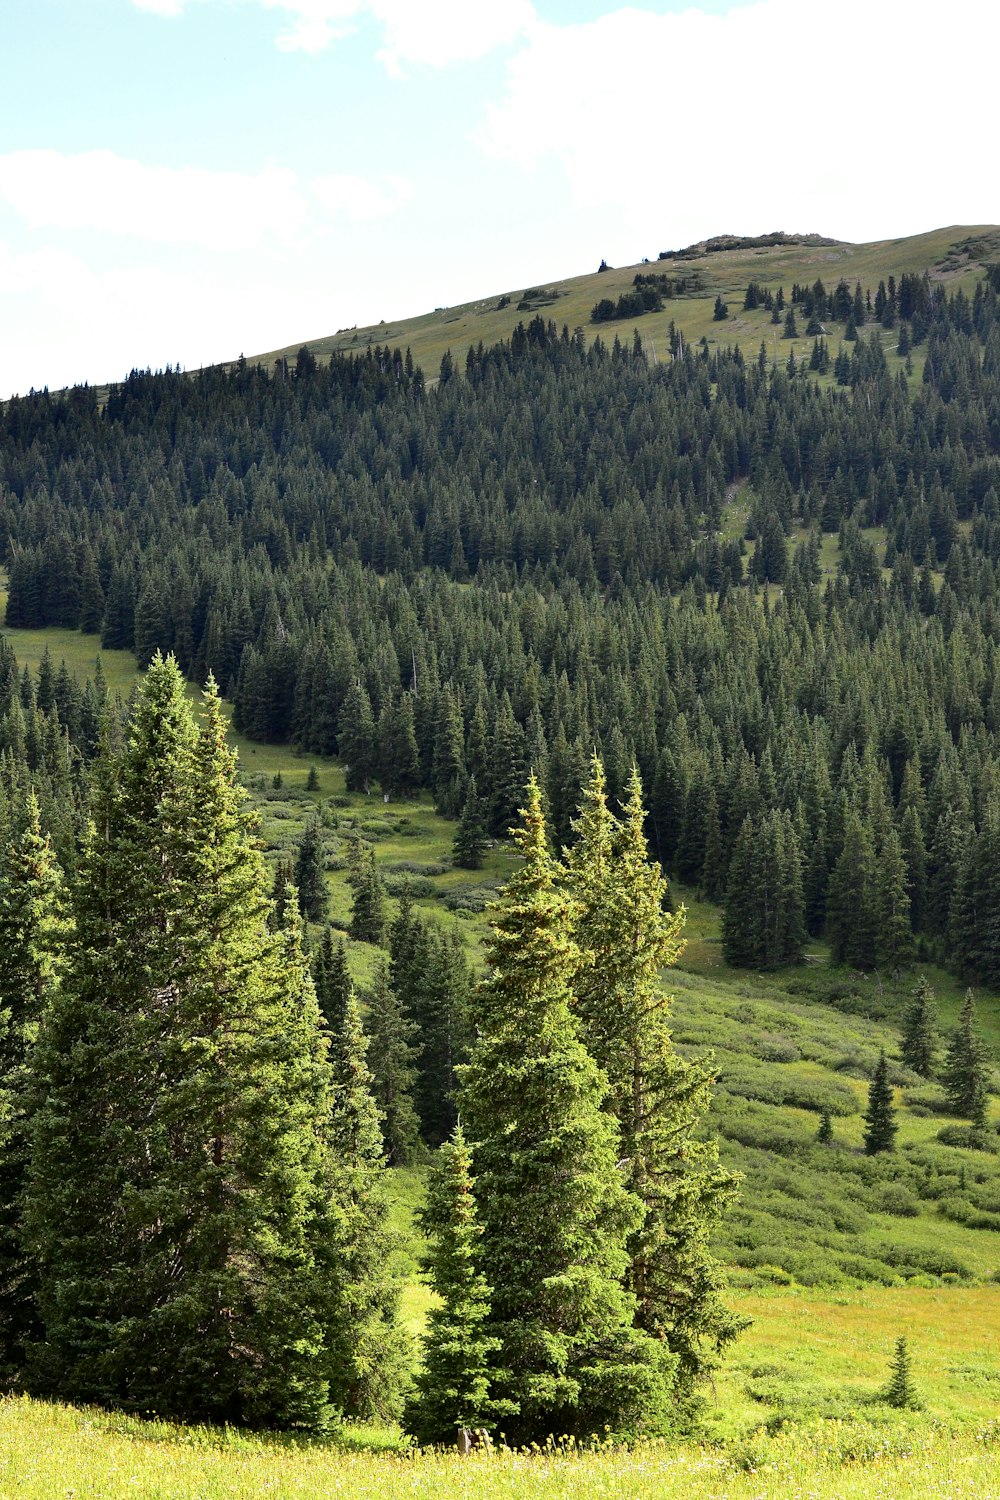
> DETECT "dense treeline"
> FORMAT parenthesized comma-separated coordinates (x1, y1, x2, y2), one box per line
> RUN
(3, 275, 1000, 982)
(0, 655, 729, 1439)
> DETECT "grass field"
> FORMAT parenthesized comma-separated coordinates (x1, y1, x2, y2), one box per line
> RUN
(4, 619, 1000, 1492)
(240, 224, 1000, 389)
(2, 1393, 1000, 1500)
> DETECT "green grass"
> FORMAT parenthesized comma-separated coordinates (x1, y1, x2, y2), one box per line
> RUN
(240, 224, 999, 390)
(3, 1394, 1000, 1498)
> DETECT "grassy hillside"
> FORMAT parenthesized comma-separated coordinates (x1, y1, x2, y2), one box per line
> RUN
(241, 224, 1000, 381)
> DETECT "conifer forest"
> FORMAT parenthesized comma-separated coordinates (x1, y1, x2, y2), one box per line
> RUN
(3, 248, 1000, 1486)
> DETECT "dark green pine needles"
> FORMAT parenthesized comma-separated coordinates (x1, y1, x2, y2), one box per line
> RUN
(22, 657, 393, 1427)
(459, 776, 673, 1445)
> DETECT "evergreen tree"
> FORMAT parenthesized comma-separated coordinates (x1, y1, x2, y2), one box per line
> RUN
(295, 817, 329, 923)
(348, 840, 387, 946)
(566, 760, 742, 1399)
(942, 989, 990, 1127)
(874, 826, 914, 970)
(339, 682, 378, 795)
(320, 935, 408, 1418)
(827, 814, 878, 968)
(816, 1108, 833, 1144)
(404, 1127, 507, 1445)
(863, 1050, 897, 1155)
(452, 777, 489, 870)
(901, 976, 937, 1078)
(363, 958, 421, 1166)
(882, 1336, 920, 1409)
(0, 793, 67, 1382)
(461, 777, 672, 1444)
(24, 661, 345, 1428)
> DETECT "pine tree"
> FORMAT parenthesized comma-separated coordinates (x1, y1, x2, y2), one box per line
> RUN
(348, 840, 387, 946)
(816, 1108, 833, 1144)
(363, 958, 421, 1166)
(453, 777, 488, 870)
(882, 1336, 920, 1409)
(827, 814, 878, 968)
(863, 1050, 897, 1155)
(295, 817, 329, 923)
(901, 976, 937, 1078)
(461, 776, 671, 1444)
(874, 826, 914, 970)
(24, 661, 346, 1428)
(942, 989, 989, 1127)
(404, 1128, 507, 1445)
(319, 935, 408, 1419)
(339, 682, 378, 794)
(0, 793, 67, 1382)
(566, 761, 742, 1399)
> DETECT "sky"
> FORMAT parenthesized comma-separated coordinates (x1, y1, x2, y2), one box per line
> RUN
(1, 0, 996, 396)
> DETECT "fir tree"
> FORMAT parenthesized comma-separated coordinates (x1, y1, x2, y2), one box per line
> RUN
(24, 661, 346, 1428)
(363, 958, 421, 1166)
(882, 1336, 920, 1409)
(348, 840, 387, 946)
(874, 826, 914, 970)
(816, 1108, 833, 1144)
(320, 936, 408, 1419)
(901, 976, 937, 1078)
(863, 1050, 897, 1155)
(942, 989, 990, 1127)
(0, 793, 67, 1382)
(461, 776, 672, 1445)
(566, 760, 742, 1400)
(453, 777, 489, 870)
(295, 817, 329, 923)
(404, 1127, 506, 1445)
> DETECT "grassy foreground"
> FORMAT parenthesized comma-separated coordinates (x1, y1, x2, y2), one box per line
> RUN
(2, 1396, 1000, 1500)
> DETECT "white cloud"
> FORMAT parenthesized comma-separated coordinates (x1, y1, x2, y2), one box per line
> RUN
(369, 0, 537, 76)
(478, 0, 999, 248)
(311, 172, 414, 221)
(0, 150, 413, 251)
(129, 0, 536, 66)
(129, 0, 189, 14)
(0, 151, 308, 250)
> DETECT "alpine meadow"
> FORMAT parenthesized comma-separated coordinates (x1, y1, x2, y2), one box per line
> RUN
(4, 219, 1000, 1500)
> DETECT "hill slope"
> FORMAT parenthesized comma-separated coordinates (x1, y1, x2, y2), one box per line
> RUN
(243, 224, 1000, 376)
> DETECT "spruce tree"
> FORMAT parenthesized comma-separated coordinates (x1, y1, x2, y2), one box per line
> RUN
(567, 760, 742, 1399)
(320, 936, 408, 1418)
(348, 840, 387, 946)
(882, 1336, 920, 1409)
(453, 777, 488, 870)
(901, 976, 937, 1078)
(0, 793, 67, 1382)
(24, 661, 346, 1427)
(817, 1108, 833, 1144)
(863, 1050, 897, 1155)
(461, 776, 671, 1444)
(404, 1127, 506, 1445)
(874, 826, 914, 970)
(295, 817, 329, 923)
(363, 958, 421, 1166)
(942, 989, 990, 1127)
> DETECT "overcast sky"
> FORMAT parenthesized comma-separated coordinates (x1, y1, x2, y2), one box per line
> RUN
(2, 0, 995, 396)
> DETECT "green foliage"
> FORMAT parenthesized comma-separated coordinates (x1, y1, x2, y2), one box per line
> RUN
(0, 792, 67, 1381)
(460, 779, 672, 1443)
(363, 958, 422, 1168)
(404, 1127, 508, 1445)
(942, 990, 990, 1128)
(881, 1335, 921, 1409)
(901, 977, 937, 1078)
(295, 817, 329, 923)
(22, 661, 345, 1427)
(864, 1051, 898, 1156)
